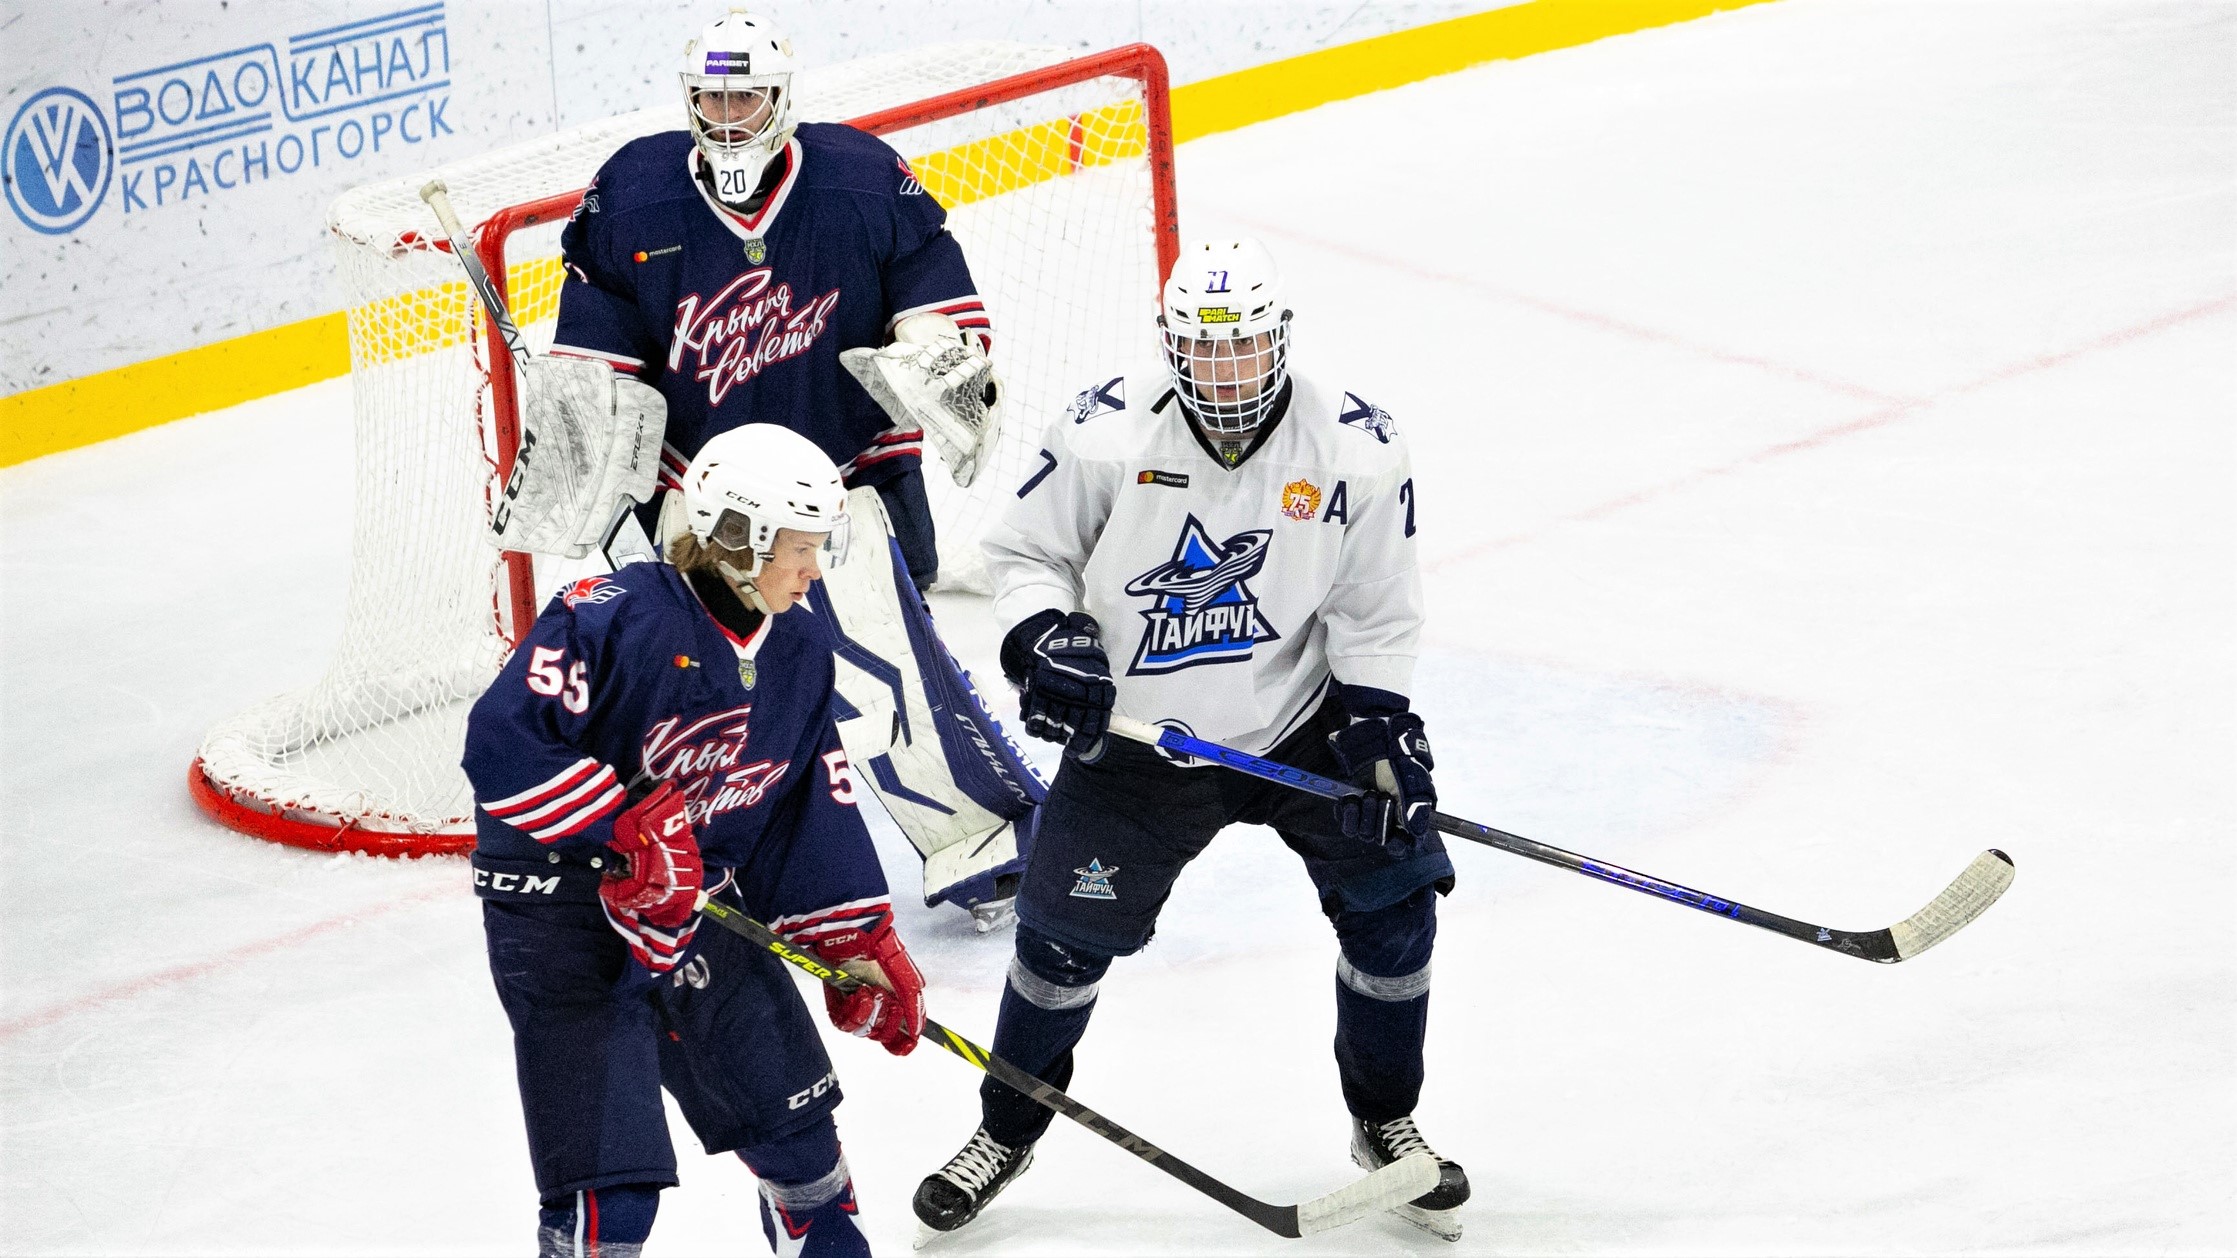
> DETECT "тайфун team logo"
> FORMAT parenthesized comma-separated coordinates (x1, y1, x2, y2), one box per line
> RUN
(1123, 515, 1281, 674)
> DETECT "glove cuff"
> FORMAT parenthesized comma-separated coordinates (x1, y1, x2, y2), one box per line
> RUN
(1337, 683, 1411, 720)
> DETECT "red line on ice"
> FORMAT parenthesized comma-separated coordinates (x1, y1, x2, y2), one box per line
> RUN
(0, 883, 455, 1041)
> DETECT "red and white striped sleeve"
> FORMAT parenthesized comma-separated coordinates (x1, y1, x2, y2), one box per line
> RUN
(549, 342, 650, 378)
(890, 296, 994, 357)
(770, 895, 894, 949)
(480, 756, 628, 844)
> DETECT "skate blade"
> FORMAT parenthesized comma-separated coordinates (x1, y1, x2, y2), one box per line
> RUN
(1394, 1203, 1463, 1241)
(913, 1221, 948, 1250)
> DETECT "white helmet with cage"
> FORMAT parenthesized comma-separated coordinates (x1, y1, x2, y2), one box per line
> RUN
(1159, 238, 1292, 434)
(678, 424, 850, 581)
(679, 10, 799, 207)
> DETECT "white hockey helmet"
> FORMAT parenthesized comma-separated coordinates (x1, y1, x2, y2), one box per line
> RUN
(679, 10, 799, 207)
(1159, 238, 1292, 434)
(679, 424, 850, 579)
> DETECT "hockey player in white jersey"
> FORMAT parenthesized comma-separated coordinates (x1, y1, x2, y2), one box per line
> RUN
(913, 239, 1470, 1241)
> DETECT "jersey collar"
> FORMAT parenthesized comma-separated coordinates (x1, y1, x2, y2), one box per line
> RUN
(711, 601, 775, 658)
(1165, 378, 1294, 473)
(688, 137, 804, 243)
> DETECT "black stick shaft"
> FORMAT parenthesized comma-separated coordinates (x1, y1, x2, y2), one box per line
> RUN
(1106, 718, 2008, 964)
(697, 899, 1310, 1236)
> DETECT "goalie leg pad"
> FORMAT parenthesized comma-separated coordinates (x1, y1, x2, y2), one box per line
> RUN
(811, 487, 1044, 911)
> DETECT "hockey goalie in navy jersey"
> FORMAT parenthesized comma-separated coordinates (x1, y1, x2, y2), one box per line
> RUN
(466, 425, 922, 1258)
(487, 10, 1042, 928)
(912, 240, 1472, 1243)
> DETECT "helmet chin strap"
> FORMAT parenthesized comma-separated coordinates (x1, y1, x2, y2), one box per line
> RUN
(715, 558, 776, 615)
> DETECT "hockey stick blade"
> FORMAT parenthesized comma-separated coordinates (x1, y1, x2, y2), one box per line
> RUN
(1881, 848, 2015, 961)
(697, 898, 1435, 1237)
(1104, 717, 2016, 964)
(1293, 1152, 1441, 1236)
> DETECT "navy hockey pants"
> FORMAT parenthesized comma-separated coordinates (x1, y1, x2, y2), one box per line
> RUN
(478, 860, 845, 1201)
(983, 696, 1455, 1145)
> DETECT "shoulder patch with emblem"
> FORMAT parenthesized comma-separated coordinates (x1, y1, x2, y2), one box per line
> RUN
(1337, 392, 1397, 443)
(1068, 376, 1126, 424)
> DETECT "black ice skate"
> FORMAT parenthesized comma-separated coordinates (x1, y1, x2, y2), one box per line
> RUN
(912, 1126, 1035, 1244)
(1350, 1114, 1469, 1241)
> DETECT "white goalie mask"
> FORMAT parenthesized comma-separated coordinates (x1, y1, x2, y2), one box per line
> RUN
(679, 424, 850, 582)
(679, 10, 799, 207)
(1159, 238, 1292, 434)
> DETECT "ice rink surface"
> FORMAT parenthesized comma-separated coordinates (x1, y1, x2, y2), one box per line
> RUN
(4, 1, 2232, 1252)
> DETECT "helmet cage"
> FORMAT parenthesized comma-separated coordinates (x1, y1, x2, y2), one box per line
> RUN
(683, 79, 789, 155)
(1160, 316, 1291, 434)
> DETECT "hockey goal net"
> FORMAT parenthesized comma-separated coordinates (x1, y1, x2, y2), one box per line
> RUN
(191, 42, 1178, 856)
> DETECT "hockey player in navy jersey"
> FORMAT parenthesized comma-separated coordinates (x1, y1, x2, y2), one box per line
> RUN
(487, 10, 1042, 928)
(911, 240, 1472, 1242)
(467, 425, 924, 1258)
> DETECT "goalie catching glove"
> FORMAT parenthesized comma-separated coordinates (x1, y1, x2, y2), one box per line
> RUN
(491, 354, 667, 558)
(840, 312, 1003, 487)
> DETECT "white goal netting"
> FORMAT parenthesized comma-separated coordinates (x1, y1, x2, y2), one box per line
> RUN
(193, 42, 1175, 853)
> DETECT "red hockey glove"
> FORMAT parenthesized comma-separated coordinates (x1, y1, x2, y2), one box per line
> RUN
(600, 782, 702, 928)
(809, 912, 925, 1057)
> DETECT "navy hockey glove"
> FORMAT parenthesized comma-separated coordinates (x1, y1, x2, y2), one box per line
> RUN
(1000, 609, 1115, 756)
(1328, 712, 1438, 849)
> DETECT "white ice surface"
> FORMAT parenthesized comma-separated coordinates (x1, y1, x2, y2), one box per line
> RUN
(5, 1, 2233, 1253)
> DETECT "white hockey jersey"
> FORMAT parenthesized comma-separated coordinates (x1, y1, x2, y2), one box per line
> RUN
(983, 365, 1423, 756)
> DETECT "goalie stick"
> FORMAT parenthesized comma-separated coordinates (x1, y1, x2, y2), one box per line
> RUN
(418, 179, 658, 570)
(1105, 716, 2014, 965)
(693, 897, 1439, 1238)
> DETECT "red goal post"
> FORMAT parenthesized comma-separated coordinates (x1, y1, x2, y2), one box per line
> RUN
(190, 42, 1179, 856)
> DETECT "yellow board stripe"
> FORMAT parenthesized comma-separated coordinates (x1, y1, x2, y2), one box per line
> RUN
(1, 313, 353, 467)
(1168, 0, 1778, 143)
(0, 0, 1778, 469)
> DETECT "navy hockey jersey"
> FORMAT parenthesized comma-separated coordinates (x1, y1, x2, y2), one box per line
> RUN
(552, 123, 990, 490)
(463, 562, 887, 939)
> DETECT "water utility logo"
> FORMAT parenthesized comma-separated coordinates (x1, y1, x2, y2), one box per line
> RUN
(5, 2, 454, 235)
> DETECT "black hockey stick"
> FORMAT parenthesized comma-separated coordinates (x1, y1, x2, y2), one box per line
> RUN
(1106, 717, 2014, 964)
(692, 897, 1437, 1237)
(418, 179, 659, 570)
